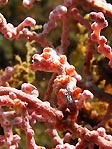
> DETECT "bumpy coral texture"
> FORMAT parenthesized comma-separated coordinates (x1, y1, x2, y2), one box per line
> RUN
(0, 0, 112, 149)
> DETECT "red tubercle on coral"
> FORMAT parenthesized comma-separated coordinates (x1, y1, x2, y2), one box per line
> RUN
(42, 52, 51, 59)
(55, 75, 71, 84)
(65, 65, 75, 76)
(72, 87, 82, 99)
(53, 75, 71, 95)
(59, 55, 67, 64)
(43, 47, 54, 53)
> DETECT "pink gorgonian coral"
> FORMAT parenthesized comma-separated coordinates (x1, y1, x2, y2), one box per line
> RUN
(0, 0, 112, 149)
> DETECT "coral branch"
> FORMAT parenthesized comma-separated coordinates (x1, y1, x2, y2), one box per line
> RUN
(90, 12, 112, 67)
(0, 0, 112, 148)
(0, 86, 64, 122)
